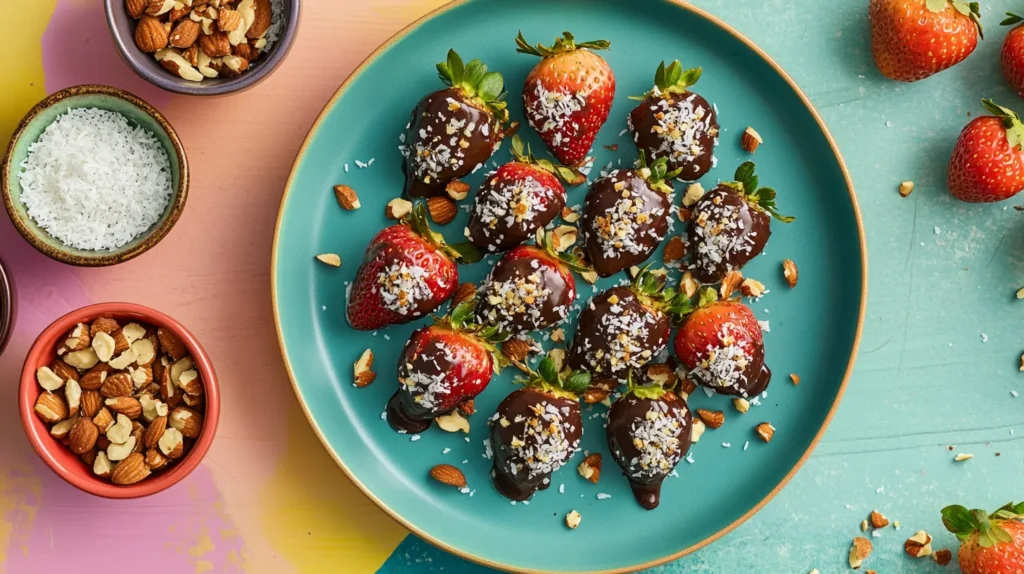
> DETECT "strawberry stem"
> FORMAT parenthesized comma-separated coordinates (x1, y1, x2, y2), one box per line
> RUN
(982, 99, 1024, 150)
(625, 370, 669, 400)
(942, 503, 1022, 547)
(515, 30, 610, 58)
(516, 353, 591, 397)
(435, 49, 511, 126)
(722, 161, 794, 223)
(510, 135, 586, 186)
(636, 151, 682, 193)
(631, 60, 703, 101)
(406, 202, 484, 263)
(535, 228, 593, 275)
(630, 265, 694, 321)
(1002, 11, 1024, 26)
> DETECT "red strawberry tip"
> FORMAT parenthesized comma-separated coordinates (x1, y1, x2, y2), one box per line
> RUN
(981, 98, 1024, 149)
(630, 59, 703, 101)
(721, 161, 795, 223)
(514, 30, 610, 59)
(942, 502, 1024, 547)
(405, 201, 485, 263)
(534, 227, 592, 274)
(510, 134, 587, 186)
(516, 352, 591, 398)
(931, 0, 983, 39)
(435, 49, 515, 131)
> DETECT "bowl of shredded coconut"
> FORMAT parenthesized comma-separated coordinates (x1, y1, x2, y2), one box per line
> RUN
(1, 84, 188, 266)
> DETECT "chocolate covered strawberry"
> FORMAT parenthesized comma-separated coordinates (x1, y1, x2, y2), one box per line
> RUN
(516, 31, 614, 166)
(687, 161, 793, 284)
(568, 267, 691, 385)
(386, 299, 507, 434)
(475, 228, 589, 336)
(628, 60, 718, 181)
(466, 135, 583, 253)
(944, 502, 1024, 574)
(347, 203, 478, 331)
(490, 354, 589, 500)
(674, 289, 770, 398)
(607, 372, 692, 510)
(581, 155, 680, 277)
(400, 50, 515, 198)
(948, 100, 1024, 203)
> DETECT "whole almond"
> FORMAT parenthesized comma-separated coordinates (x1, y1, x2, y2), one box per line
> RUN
(134, 16, 168, 52)
(333, 185, 361, 210)
(100, 373, 134, 398)
(429, 464, 467, 488)
(198, 30, 231, 58)
(34, 392, 68, 424)
(145, 415, 167, 448)
(169, 406, 203, 439)
(111, 452, 150, 485)
(79, 363, 110, 391)
(427, 196, 457, 225)
(663, 236, 685, 262)
(156, 327, 187, 360)
(452, 283, 477, 306)
(126, 0, 147, 18)
(696, 409, 725, 429)
(90, 317, 120, 337)
(68, 418, 99, 455)
(217, 7, 242, 32)
(80, 390, 103, 418)
(169, 19, 200, 48)
(502, 337, 532, 364)
(158, 427, 185, 459)
(106, 397, 143, 419)
(741, 126, 763, 153)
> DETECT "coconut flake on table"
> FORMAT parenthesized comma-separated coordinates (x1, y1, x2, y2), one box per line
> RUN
(17, 108, 172, 251)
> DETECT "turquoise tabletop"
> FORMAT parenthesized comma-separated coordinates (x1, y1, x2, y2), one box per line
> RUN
(371, 0, 1024, 572)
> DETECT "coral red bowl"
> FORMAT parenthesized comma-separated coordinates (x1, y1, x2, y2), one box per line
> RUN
(19, 303, 220, 498)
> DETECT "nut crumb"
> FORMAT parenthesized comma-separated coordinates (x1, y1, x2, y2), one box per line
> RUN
(898, 181, 914, 197)
(755, 422, 775, 442)
(789, 373, 800, 385)
(333, 185, 360, 210)
(782, 259, 798, 288)
(315, 253, 341, 267)
(741, 127, 763, 153)
(849, 536, 873, 569)
(954, 453, 973, 462)
(565, 510, 581, 529)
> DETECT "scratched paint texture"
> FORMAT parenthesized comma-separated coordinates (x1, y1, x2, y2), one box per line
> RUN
(2, 0, 1023, 573)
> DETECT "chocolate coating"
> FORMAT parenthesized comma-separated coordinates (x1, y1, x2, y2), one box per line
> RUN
(475, 251, 575, 336)
(401, 87, 500, 198)
(628, 92, 718, 182)
(581, 169, 673, 277)
(466, 164, 565, 253)
(688, 187, 771, 284)
(568, 286, 670, 383)
(490, 388, 582, 501)
(607, 391, 692, 510)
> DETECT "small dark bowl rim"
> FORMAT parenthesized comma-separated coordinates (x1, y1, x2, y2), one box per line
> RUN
(0, 84, 189, 267)
(103, 0, 301, 97)
(0, 258, 13, 357)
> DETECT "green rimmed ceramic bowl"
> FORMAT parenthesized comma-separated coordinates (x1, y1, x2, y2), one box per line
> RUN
(1, 84, 188, 267)
(272, 0, 866, 571)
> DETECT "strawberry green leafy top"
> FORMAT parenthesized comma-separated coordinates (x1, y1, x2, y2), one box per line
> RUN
(720, 161, 795, 223)
(927, 0, 983, 38)
(942, 502, 1024, 547)
(630, 265, 694, 323)
(982, 99, 1024, 150)
(635, 151, 682, 195)
(509, 135, 586, 186)
(631, 60, 703, 101)
(436, 49, 511, 124)
(405, 202, 484, 263)
(514, 30, 610, 58)
(441, 297, 511, 373)
(517, 353, 592, 399)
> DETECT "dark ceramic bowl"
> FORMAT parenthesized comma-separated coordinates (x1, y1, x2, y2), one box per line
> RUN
(0, 258, 12, 357)
(104, 0, 300, 96)
(1, 85, 188, 267)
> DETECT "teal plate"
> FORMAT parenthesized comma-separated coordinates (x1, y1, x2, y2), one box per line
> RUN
(272, 0, 866, 571)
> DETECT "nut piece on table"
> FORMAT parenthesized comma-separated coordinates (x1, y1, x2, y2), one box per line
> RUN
(452, 283, 477, 306)
(741, 127, 763, 153)
(663, 236, 685, 262)
(789, 373, 801, 385)
(445, 180, 470, 201)
(561, 206, 580, 223)
(740, 278, 765, 298)
(899, 181, 915, 197)
(315, 253, 341, 268)
(435, 411, 470, 434)
(869, 509, 889, 529)
(904, 530, 933, 558)
(353, 349, 376, 387)
(696, 409, 725, 429)
(932, 548, 952, 566)
(577, 453, 602, 484)
(565, 510, 582, 530)
(386, 198, 413, 220)
(429, 464, 467, 488)
(732, 397, 750, 414)
(755, 422, 775, 443)
(333, 185, 361, 210)
(690, 418, 706, 443)
(427, 196, 457, 225)
(782, 259, 799, 288)
(682, 183, 705, 207)
(848, 536, 873, 569)
(719, 271, 743, 299)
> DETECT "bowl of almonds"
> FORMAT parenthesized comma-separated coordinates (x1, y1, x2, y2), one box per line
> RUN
(104, 0, 300, 96)
(19, 303, 220, 498)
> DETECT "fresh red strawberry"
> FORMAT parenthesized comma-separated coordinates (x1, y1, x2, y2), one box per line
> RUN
(628, 60, 718, 181)
(606, 372, 692, 510)
(943, 502, 1024, 573)
(347, 203, 478, 330)
(386, 299, 507, 433)
(516, 31, 615, 166)
(673, 289, 770, 398)
(687, 161, 792, 284)
(581, 155, 680, 277)
(475, 228, 589, 336)
(465, 135, 583, 253)
(948, 100, 1024, 202)
(869, 0, 982, 82)
(401, 50, 516, 198)
(1002, 13, 1024, 97)
(568, 267, 692, 386)
(489, 353, 589, 500)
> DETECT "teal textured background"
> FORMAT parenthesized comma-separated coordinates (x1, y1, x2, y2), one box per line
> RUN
(375, 0, 1024, 572)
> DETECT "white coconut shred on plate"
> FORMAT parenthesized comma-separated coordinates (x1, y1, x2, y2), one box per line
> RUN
(17, 107, 172, 251)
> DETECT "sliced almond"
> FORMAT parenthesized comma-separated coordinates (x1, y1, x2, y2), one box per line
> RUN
(435, 411, 470, 434)
(386, 197, 413, 220)
(36, 366, 65, 392)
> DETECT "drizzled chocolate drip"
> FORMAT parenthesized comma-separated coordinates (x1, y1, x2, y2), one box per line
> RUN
(466, 165, 565, 253)
(688, 187, 771, 284)
(401, 87, 500, 198)
(475, 251, 574, 336)
(567, 286, 670, 383)
(490, 388, 582, 501)
(581, 170, 673, 277)
(629, 92, 718, 182)
(607, 391, 692, 510)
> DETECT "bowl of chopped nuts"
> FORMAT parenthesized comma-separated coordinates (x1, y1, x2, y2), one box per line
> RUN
(19, 303, 220, 498)
(104, 0, 300, 96)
